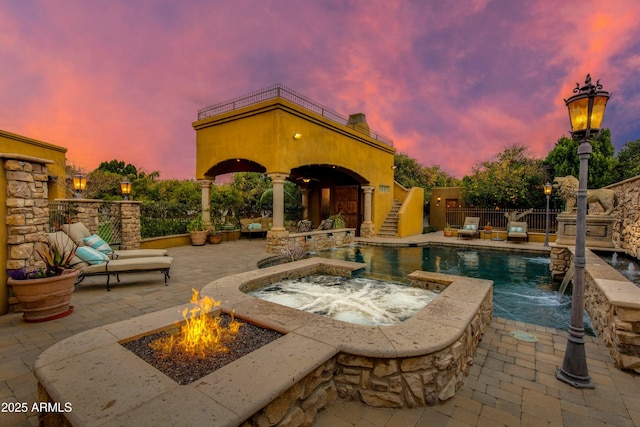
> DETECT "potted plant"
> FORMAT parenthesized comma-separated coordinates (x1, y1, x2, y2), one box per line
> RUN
(7, 238, 80, 322)
(443, 223, 453, 237)
(187, 214, 208, 246)
(484, 222, 492, 231)
(208, 230, 222, 244)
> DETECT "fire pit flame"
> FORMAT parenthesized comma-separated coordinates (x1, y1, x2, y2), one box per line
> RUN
(149, 289, 243, 358)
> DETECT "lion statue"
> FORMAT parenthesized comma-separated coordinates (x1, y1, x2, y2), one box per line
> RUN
(552, 175, 617, 215)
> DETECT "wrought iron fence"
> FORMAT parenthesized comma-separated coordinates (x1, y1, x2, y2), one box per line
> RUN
(445, 207, 560, 233)
(197, 84, 394, 146)
(48, 201, 122, 245)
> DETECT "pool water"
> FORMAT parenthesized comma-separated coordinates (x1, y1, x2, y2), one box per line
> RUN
(312, 245, 594, 334)
(599, 252, 640, 288)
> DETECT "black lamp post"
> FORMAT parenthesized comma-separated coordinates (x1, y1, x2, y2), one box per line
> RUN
(556, 74, 610, 389)
(543, 182, 552, 247)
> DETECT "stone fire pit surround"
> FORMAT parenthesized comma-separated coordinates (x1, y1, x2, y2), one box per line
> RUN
(34, 258, 492, 426)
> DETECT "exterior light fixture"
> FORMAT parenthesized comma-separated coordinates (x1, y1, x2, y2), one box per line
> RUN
(556, 74, 610, 389)
(391, 165, 397, 170)
(543, 182, 552, 247)
(302, 178, 311, 183)
(72, 175, 87, 199)
(121, 178, 132, 200)
(293, 133, 302, 139)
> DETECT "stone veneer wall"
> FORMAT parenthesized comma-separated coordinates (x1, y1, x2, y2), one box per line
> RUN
(5, 158, 51, 270)
(550, 246, 640, 373)
(244, 358, 337, 427)
(267, 229, 355, 254)
(606, 175, 640, 258)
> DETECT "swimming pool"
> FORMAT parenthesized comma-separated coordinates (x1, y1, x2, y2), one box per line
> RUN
(312, 244, 594, 333)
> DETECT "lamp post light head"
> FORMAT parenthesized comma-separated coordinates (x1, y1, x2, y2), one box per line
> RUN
(120, 178, 132, 200)
(565, 74, 610, 140)
(544, 182, 553, 196)
(72, 175, 87, 198)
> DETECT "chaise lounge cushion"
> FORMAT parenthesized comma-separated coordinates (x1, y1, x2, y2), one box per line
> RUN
(80, 256, 174, 275)
(46, 231, 89, 269)
(60, 223, 168, 259)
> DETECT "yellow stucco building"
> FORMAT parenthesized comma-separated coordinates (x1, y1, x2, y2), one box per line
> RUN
(193, 85, 423, 249)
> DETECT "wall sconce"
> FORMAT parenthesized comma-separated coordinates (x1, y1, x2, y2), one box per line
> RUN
(293, 133, 302, 139)
(436, 196, 441, 206)
(391, 165, 397, 170)
(121, 178, 132, 200)
(72, 175, 87, 199)
(302, 178, 311, 183)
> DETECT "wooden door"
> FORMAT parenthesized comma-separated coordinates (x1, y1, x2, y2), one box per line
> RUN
(333, 186, 359, 229)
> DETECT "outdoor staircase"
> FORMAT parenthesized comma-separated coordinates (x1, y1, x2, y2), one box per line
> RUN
(377, 199, 402, 238)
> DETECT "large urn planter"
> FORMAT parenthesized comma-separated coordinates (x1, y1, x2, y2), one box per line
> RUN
(8, 269, 80, 323)
(189, 231, 208, 246)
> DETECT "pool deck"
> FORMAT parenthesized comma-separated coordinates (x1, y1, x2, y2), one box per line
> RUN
(2, 233, 639, 426)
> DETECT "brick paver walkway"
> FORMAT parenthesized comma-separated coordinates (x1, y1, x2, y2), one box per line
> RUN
(1, 236, 639, 426)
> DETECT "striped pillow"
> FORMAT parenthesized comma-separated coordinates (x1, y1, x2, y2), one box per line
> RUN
(83, 234, 112, 253)
(75, 246, 109, 265)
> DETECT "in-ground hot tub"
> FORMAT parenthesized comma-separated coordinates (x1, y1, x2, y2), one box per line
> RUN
(34, 258, 492, 426)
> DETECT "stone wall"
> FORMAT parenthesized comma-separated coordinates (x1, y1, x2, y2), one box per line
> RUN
(607, 176, 640, 258)
(244, 358, 337, 427)
(267, 229, 355, 254)
(550, 246, 640, 373)
(5, 158, 51, 271)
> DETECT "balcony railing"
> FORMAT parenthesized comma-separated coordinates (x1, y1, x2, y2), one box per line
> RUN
(445, 207, 560, 233)
(197, 84, 394, 146)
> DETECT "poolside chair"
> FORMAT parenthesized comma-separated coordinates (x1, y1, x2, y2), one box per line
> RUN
(457, 217, 480, 239)
(507, 221, 528, 243)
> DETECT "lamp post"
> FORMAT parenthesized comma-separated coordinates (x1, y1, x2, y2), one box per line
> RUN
(120, 178, 132, 200)
(543, 182, 552, 246)
(556, 74, 610, 389)
(72, 175, 87, 199)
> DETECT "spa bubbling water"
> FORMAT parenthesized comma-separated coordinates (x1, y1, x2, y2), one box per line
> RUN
(248, 274, 437, 326)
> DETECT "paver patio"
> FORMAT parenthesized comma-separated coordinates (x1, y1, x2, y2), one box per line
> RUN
(1, 235, 639, 426)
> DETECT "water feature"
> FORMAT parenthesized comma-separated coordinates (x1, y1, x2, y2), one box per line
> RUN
(248, 274, 438, 326)
(311, 245, 593, 333)
(599, 251, 640, 287)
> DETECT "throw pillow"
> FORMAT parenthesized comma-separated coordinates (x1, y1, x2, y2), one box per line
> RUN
(75, 246, 109, 265)
(509, 226, 525, 233)
(464, 224, 477, 230)
(83, 234, 112, 253)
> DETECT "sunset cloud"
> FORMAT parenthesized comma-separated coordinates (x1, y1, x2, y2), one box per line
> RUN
(1, 0, 638, 179)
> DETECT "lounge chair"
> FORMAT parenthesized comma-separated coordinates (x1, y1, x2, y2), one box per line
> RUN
(507, 221, 528, 243)
(457, 217, 480, 239)
(60, 223, 168, 259)
(47, 231, 173, 291)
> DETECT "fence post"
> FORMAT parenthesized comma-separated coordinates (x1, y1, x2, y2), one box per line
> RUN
(120, 201, 142, 249)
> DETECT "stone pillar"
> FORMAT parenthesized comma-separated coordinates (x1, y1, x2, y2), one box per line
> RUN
(120, 201, 142, 249)
(268, 173, 288, 231)
(266, 173, 289, 254)
(199, 179, 212, 227)
(3, 156, 52, 314)
(301, 188, 310, 220)
(360, 186, 375, 238)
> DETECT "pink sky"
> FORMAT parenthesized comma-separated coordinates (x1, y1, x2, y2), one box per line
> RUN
(1, 1, 639, 179)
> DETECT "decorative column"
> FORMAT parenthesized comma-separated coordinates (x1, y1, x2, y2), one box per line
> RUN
(266, 173, 289, 253)
(301, 188, 310, 220)
(360, 186, 375, 238)
(119, 201, 142, 249)
(199, 179, 212, 227)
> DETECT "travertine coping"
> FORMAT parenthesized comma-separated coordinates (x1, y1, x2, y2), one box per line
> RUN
(34, 258, 492, 426)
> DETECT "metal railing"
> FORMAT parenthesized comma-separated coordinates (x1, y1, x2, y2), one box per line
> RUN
(49, 201, 122, 245)
(197, 84, 394, 146)
(445, 207, 560, 233)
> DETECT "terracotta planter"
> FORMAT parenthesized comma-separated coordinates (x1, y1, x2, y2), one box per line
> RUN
(444, 230, 453, 237)
(208, 232, 222, 244)
(190, 231, 208, 246)
(8, 269, 79, 323)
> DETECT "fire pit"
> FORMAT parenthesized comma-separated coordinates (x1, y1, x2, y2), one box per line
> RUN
(34, 258, 492, 426)
(122, 290, 282, 384)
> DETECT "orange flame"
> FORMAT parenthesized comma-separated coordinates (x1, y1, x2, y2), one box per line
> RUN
(150, 289, 243, 358)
